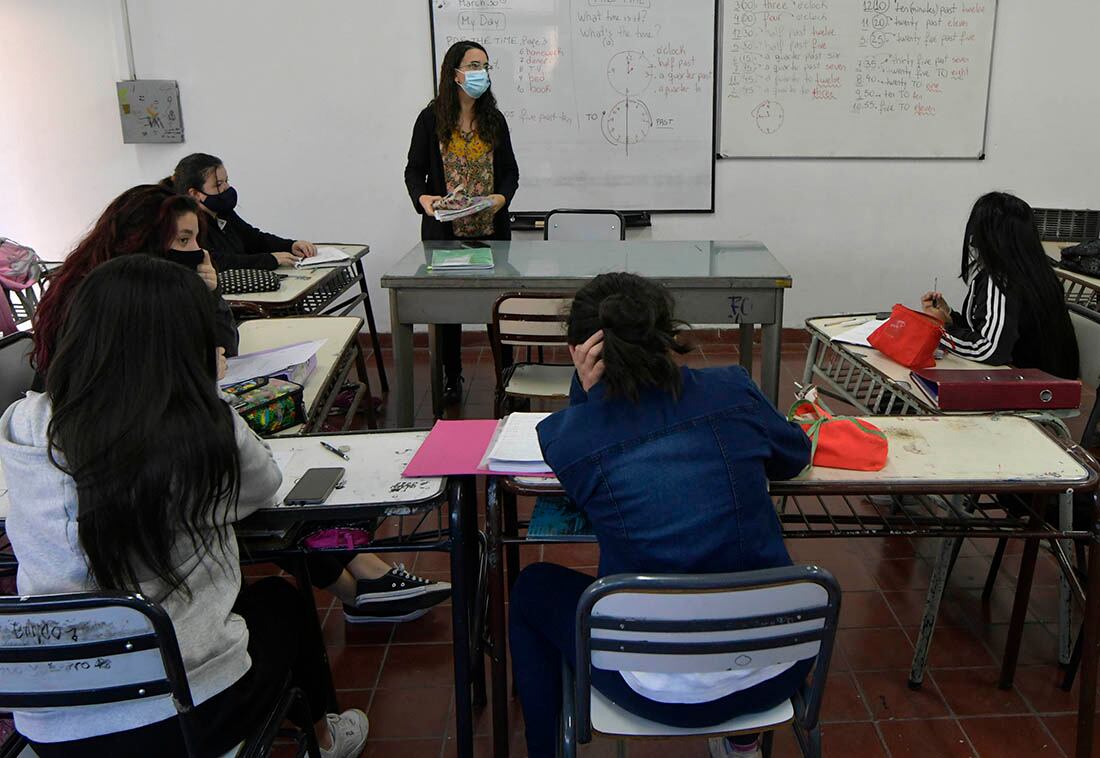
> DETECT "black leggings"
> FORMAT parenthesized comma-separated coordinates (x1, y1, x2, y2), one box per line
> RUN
(29, 577, 330, 758)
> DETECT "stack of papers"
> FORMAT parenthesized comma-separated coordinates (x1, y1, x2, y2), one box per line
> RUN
(831, 318, 887, 348)
(434, 196, 494, 222)
(295, 246, 350, 268)
(220, 340, 324, 388)
(429, 247, 494, 271)
(483, 412, 552, 473)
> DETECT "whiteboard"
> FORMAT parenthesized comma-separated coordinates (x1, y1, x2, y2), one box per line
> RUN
(430, 0, 718, 212)
(719, 0, 997, 157)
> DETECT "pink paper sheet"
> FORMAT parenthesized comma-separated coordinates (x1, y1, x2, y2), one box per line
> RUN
(402, 419, 555, 478)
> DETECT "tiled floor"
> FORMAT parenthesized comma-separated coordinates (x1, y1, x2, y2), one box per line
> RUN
(263, 337, 1099, 757)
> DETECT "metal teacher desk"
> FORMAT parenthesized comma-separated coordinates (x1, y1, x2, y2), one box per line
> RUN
(484, 415, 1100, 758)
(381, 240, 792, 425)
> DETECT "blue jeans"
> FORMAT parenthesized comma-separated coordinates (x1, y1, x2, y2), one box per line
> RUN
(509, 562, 814, 758)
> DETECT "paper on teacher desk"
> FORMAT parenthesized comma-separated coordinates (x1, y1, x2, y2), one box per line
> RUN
(485, 412, 552, 473)
(295, 246, 350, 268)
(831, 318, 887, 348)
(220, 340, 326, 387)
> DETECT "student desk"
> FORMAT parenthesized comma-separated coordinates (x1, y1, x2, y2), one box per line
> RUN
(1044, 241, 1100, 315)
(236, 316, 375, 432)
(224, 244, 388, 393)
(240, 430, 482, 758)
(381, 240, 792, 425)
(483, 415, 1100, 758)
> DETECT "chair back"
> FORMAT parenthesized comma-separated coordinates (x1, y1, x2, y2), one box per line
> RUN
(0, 592, 200, 753)
(1070, 305, 1100, 449)
(574, 565, 840, 741)
(0, 331, 35, 412)
(544, 210, 626, 241)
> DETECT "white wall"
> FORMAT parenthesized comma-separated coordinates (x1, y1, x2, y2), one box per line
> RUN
(2, 0, 1098, 330)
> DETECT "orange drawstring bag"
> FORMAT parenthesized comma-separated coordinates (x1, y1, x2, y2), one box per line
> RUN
(788, 390, 889, 472)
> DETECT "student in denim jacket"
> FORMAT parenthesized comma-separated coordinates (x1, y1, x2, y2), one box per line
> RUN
(509, 273, 813, 758)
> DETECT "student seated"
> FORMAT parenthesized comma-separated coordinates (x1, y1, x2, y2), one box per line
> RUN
(921, 191, 1079, 379)
(30, 185, 450, 624)
(164, 153, 317, 271)
(0, 255, 367, 757)
(508, 273, 814, 758)
(32, 183, 239, 368)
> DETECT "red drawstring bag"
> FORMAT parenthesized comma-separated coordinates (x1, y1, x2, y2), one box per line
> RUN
(867, 303, 944, 369)
(788, 392, 889, 472)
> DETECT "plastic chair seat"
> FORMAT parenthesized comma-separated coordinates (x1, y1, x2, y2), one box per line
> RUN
(590, 688, 794, 738)
(503, 363, 574, 398)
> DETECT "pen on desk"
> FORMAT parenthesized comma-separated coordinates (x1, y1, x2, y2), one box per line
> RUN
(319, 441, 350, 461)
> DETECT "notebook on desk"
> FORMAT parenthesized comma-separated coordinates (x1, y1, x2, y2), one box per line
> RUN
(909, 368, 1081, 411)
(402, 414, 554, 477)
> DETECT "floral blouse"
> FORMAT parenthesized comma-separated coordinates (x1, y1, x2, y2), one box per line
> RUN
(441, 129, 495, 238)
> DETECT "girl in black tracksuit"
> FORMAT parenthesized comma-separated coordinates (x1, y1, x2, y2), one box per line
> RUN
(922, 192, 1079, 380)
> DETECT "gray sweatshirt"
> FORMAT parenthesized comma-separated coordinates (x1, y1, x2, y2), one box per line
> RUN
(0, 391, 282, 743)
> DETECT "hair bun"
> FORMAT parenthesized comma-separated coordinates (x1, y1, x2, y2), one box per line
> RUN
(598, 293, 655, 340)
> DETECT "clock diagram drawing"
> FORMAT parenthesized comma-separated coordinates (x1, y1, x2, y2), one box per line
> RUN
(601, 51, 654, 155)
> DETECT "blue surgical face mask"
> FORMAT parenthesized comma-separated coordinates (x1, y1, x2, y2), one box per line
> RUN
(458, 69, 490, 99)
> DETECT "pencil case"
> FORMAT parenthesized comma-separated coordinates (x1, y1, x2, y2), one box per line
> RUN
(223, 376, 305, 435)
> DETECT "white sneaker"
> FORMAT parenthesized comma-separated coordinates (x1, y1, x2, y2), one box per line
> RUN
(318, 709, 369, 758)
(708, 736, 762, 758)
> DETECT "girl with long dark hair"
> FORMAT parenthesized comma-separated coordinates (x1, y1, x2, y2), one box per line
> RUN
(164, 153, 317, 271)
(1, 255, 367, 757)
(32, 184, 237, 374)
(508, 273, 814, 758)
(922, 191, 1079, 379)
(404, 40, 520, 404)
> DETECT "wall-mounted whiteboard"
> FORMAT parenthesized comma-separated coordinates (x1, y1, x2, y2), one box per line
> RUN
(430, 0, 717, 212)
(719, 0, 997, 158)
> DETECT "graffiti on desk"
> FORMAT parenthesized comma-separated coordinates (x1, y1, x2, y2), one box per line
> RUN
(729, 295, 750, 323)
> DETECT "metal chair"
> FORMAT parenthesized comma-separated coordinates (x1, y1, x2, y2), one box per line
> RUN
(490, 293, 574, 417)
(561, 565, 841, 758)
(0, 591, 320, 758)
(544, 210, 626, 241)
(0, 331, 35, 413)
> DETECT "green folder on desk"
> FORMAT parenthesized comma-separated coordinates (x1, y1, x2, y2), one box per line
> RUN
(428, 247, 494, 271)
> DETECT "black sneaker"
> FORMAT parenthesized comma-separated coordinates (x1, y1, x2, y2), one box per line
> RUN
(443, 374, 464, 405)
(342, 564, 452, 624)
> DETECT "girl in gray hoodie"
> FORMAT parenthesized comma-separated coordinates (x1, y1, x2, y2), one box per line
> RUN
(0, 255, 366, 757)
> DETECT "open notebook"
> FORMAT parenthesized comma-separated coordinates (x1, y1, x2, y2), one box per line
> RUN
(295, 246, 351, 268)
(482, 412, 552, 474)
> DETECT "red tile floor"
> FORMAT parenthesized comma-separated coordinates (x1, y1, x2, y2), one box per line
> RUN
(268, 337, 1097, 757)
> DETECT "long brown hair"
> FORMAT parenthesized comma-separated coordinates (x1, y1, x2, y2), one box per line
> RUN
(32, 185, 204, 374)
(433, 40, 504, 147)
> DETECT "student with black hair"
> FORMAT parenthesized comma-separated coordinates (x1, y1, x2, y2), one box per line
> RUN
(508, 273, 814, 758)
(404, 40, 520, 405)
(921, 191, 1079, 379)
(1, 255, 368, 757)
(164, 153, 317, 272)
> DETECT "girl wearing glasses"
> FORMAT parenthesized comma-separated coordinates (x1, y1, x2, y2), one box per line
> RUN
(404, 40, 520, 405)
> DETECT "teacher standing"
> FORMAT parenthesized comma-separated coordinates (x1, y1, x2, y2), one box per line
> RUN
(405, 40, 520, 405)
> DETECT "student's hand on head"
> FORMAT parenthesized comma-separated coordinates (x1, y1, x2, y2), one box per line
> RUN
(197, 250, 218, 291)
(272, 252, 300, 267)
(292, 240, 317, 258)
(569, 330, 605, 393)
(215, 347, 227, 381)
(419, 195, 442, 215)
(920, 291, 951, 323)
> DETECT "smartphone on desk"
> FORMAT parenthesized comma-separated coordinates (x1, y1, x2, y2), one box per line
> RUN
(283, 467, 345, 506)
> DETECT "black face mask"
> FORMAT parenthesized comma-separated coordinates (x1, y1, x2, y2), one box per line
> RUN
(201, 186, 238, 215)
(166, 249, 204, 270)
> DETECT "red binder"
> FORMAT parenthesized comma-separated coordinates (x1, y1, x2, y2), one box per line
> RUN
(909, 368, 1081, 412)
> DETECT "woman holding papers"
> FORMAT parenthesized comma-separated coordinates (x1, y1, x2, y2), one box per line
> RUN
(404, 40, 520, 404)
(164, 153, 318, 272)
(508, 273, 814, 758)
(32, 183, 239, 374)
(920, 192, 1078, 379)
(1, 256, 369, 757)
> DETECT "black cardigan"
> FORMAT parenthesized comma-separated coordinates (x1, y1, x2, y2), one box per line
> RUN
(404, 106, 520, 241)
(202, 210, 295, 272)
